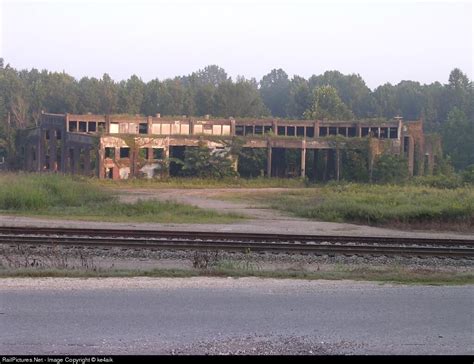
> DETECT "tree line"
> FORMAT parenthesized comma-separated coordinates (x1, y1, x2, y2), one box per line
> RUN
(0, 59, 472, 170)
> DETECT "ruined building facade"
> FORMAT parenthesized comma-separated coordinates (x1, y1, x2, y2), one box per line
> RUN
(17, 112, 442, 180)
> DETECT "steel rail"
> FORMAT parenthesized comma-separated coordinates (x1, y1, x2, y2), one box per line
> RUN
(0, 226, 472, 246)
(1, 233, 473, 258)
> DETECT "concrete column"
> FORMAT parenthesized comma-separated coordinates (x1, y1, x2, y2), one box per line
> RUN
(323, 150, 328, 181)
(164, 139, 170, 159)
(65, 113, 69, 132)
(130, 145, 138, 178)
(327, 149, 335, 180)
(84, 147, 91, 176)
(313, 149, 318, 181)
(65, 148, 70, 173)
(60, 129, 66, 172)
(272, 120, 278, 135)
(73, 147, 80, 175)
(105, 114, 110, 134)
(267, 143, 272, 177)
(230, 119, 235, 136)
(163, 139, 170, 177)
(314, 120, 319, 138)
(336, 148, 341, 181)
(49, 130, 57, 171)
(408, 137, 415, 176)
(147, 116, 152, 135)
(98, 145, 105, 179)
(300, 140, 306, 178)
(231, 155, 239, 173)
(39, 129, 46, 171)
(24, 146, 30, 171)
(147, 147, 153, 161)
(357, 123, 362, 137)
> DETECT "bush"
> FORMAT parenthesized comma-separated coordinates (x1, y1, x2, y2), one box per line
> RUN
(412, 175, 464, 189)
(462, 165, 474, 184)
(372, 154, 408, 183)
(237, 148, 267, 178)
(341, 150, 369, 182)
(179, 142, 237, 178)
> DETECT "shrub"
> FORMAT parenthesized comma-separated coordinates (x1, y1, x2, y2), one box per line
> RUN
(412, 175, 464, 189)
(462, 165, 474, 184)
(372, 154, 408, 183)
(179, 142, 237, 178)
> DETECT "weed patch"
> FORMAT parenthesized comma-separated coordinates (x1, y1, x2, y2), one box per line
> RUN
(0, 173, 243, 223)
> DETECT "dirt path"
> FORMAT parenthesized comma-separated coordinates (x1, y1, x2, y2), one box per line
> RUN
(116, 188, 297, 220)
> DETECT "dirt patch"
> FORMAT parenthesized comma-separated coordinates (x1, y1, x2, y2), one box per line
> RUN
(114, 187, 294, 220)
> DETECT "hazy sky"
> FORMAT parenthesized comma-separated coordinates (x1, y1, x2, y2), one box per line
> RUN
(0, 0, 472, 89)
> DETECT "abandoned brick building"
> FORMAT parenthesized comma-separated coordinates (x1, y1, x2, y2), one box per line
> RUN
(17, 112, 442, 180)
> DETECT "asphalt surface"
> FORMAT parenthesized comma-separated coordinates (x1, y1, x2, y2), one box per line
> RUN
(0, 278, 472, 355)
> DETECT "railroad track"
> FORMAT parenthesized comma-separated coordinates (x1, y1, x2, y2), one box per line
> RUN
(0, 226, 473, 258)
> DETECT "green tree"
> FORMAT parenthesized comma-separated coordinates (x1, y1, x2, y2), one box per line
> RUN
(99, 73, 119, 114)
(214, 78, 268, 118)
(141, 79, 162, 116)
(118, 75, 145, 114)
(373, 81, 425, 120)
(194, 84, 215, 116)
(309, 71, 374, 118)
(159, 79, 187, 116)
(287, 76, 312, 119)
(259, 69, 290, 117)
(304, 86, 353, 120)
(441, 107, 474, 170)
(447, 68, 471, 114)
(191, 65, 229, 87)
(77, 77, 101, 113)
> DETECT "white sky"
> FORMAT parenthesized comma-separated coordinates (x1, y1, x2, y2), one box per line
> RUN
(0, 0, 472, 89)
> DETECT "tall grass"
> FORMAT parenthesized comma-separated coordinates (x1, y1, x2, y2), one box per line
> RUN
(0, 173, 242, 223)
(94, 176, 308, 189)
(226, 183, 474, 229)
(0, 173, 112, 210)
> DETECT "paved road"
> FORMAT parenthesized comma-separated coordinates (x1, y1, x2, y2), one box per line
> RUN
(0, 278, 472, 355)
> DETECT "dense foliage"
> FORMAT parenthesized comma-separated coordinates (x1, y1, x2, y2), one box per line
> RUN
(178, 141, 237, 178)
(0, 59, 472, 170)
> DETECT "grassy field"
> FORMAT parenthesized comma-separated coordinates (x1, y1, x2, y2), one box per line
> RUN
(1, 173, 473, 229)
(219, 183, 474, 231)
(0, 173, 243, 223)
(93, 176, 308, 189)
